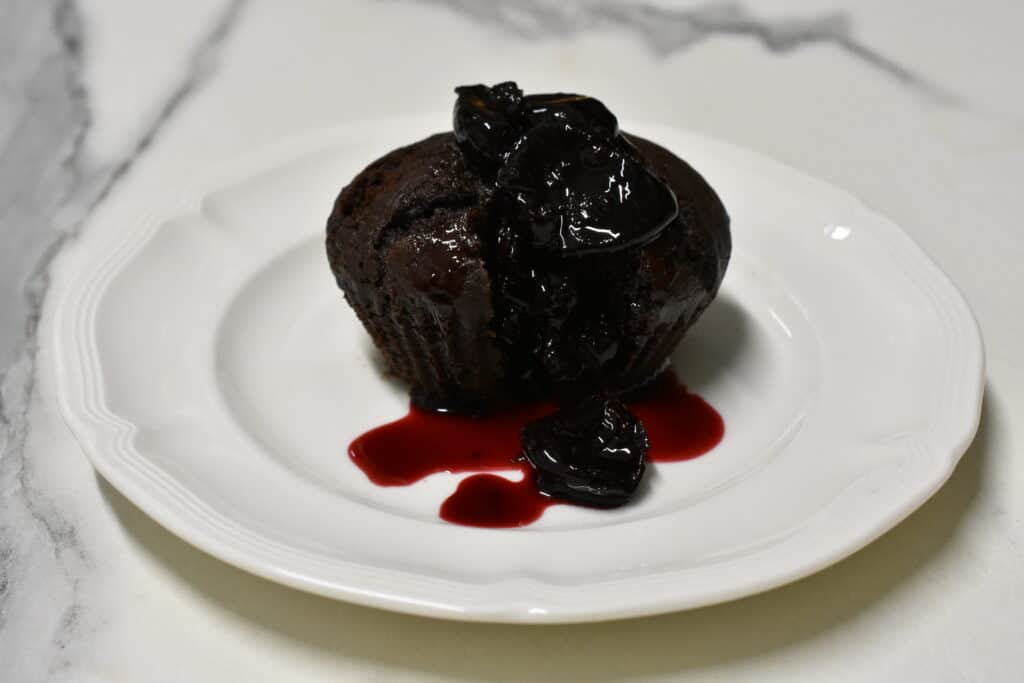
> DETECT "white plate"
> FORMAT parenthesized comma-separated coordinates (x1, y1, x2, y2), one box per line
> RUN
(52, 117, 984, 623)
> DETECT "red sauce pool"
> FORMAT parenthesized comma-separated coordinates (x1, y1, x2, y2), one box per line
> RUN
(629, 372, 725, 463)
(439, 466, 559, 528)
(349, 372, 723, 528)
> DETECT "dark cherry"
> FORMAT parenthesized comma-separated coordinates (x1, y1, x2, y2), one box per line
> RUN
(453, 82, 523, 168)
(499, 122, 679, 256)
(521, 397, 648, 508)
(520, 92, 619, 138)
(453, 81, 678, 258)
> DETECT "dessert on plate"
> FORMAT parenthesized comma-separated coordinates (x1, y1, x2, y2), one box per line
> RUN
(326, 82, 729, 519)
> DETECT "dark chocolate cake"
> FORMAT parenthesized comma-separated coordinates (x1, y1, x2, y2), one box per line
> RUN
(326, 82, 730, 414)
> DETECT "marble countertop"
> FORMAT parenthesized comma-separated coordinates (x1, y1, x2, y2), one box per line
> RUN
(2, 0, 1022, 680)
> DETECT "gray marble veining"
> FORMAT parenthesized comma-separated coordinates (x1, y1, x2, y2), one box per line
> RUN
(0, 0, 91, 648)
(407, 0, 956, 102)
(0, 0, 246, 668)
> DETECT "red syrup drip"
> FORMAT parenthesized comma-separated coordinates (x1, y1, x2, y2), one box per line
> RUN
(630, 373, 725, 463)
(349, 401, 555, 486)
(439, 467, 560, 528)
(348, 372, 724, 528)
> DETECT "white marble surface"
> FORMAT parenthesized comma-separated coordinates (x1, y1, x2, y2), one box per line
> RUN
(1, 0, 1022, 680)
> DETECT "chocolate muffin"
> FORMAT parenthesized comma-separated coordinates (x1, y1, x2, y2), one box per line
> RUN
(326, 82, 730, 412)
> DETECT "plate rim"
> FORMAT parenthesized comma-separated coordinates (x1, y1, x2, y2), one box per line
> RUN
(51, 117, 985, 623)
